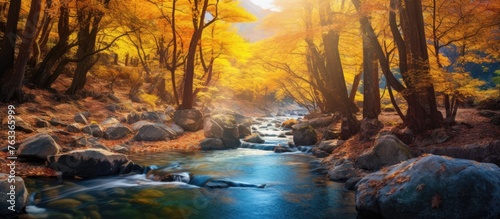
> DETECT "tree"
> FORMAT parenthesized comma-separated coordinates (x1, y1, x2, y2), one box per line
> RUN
(0, 0, 42, 102)
(0, 0, 21, 80)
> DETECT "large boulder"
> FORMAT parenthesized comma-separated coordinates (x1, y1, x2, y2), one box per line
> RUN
(173, 109, 203, 131)
(200, 138, 225, 150)
(221, 126, 241, 149)
(243, 134, 265, 144)
(293, 126, 317, 146)
(170, 123, 185, 136)
(133, 123, 175, 141)
(356, 134, 412, 170)
(18, 133, 61, 160)
(82, 124, 104, 138)
(328, 159, 356, 182)
(104, 124, 132, 140)
(0, 174, 28, 217)
(356, 155, 500, 218)
(308, 116, 335, 128)
(203, 118, 223, 138)
(47, 149, 130, 178)
(238, 124, 252, 138)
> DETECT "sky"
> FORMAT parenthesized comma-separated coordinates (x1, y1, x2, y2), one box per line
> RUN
(249, 0, 279, 11)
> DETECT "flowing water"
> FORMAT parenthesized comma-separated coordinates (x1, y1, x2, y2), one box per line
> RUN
(23, 116, 357, 219)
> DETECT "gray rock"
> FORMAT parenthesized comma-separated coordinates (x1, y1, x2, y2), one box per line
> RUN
(104, 124, 132, 140)
(200, 138, 226, 150)
(126, 112, 142, 124)
(170, 123, 184, 136)
(133, 124, 172, 141)
(356, 155, 500, 219)
(74, 136, 100, 147)
(105, 104, 117, 112)
(92, 144, 110, 151)
(317, 140, 344, 153)
(203, 118, 223, 138)
(312, 147, 329, 158)
(356, 134, 412, 170)
(173, 109, 203, 131)
(15, 117, 34, 133)
(431, 128, 449, 144)
(49, 118, 66, 127)
(238, 124, 252, 138)
(293, 126, 317, 146)
(74, 113, 88, 124)
(18, 133, 61, 160)
(309, 116, 335, 128)
(328, 159, 356, 182)
(48, 149, 130, 178)
(221, 126, 241, 149)
(147, 171, 190, 183)
(67, 123, 81, 133)
(142, 111, 169, 123)
(243, 134, 265, 144)
(0, 174, 28, 216)
(101, 118, 120, 126)
(131, 121, 152, 131)
(35, 118, 50, 128)
(82, 124, 104, 138)
(113, 145, 129, 154)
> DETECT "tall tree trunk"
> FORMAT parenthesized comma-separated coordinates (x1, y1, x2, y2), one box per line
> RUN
(66, 1, 108, 95)
(0, 0, 22, 79)
(362, 26, 381, 119)
(0, 0, 41, 102)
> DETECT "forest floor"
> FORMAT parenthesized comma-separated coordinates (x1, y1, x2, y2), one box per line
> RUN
(0, 74, 498, 177)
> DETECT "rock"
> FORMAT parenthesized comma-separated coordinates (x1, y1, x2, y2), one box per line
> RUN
(281, 119, 298, 129)
(413, 140, 500, 167)
(104, 124, 132, 140)
(101, 118, 120, 126)
(0, 174, 28, 216)
(74, 136, 100, 147)
(344, 177, 362, 191)
(221, 126, 241, 149)
(15, 117, 34, 133)
(309, 116, 335, 128)
(67, 123, 81, 133)
(47, 149, 130, 178)
(35, 118, 50, 128)
(112, 145, 129, 154)
(203, 119, 223, 138)
(142, 111, 168, 123)
(430, 128, 449, 144)
(173, 109, 203, 131)
(133, 124, 174, 141)
(243, 134, 265, 144)
(18, 133, 61, 160)
(200, 138, 226, 150)
(328, 159, 356, 182)
(82, 124, 104, 138)
(277, 133, 287, 138)
(170, 123, 184, 136)
(317, 140, 344, 153)
(359, 118, 383, 141)
(274, 145, 296, 153)
(131, 121, 152, 131)
(238, 124, 252, 138)
(356, 155, 500, 218)
(165, 105, 175, 116)
(293, 126, 317, 146)
(390, 127, 414, 144)
(93, 144, 110, 151)
(312, 147, 329, 158)
(147, 171, 191, 183)
(126, 112, 142, 124)
(74, 113, 89, 124)
(356, 134, 412, 170)
(49, 118, 66, 127)
(105, 104, 117, 112)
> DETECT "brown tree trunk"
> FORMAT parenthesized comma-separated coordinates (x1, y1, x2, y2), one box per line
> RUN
(362, 29, 381, 119)
(0, 0, 21, 79)
(0, 0, 42, 102)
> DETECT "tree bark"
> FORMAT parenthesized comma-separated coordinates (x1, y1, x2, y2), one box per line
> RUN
(362, 34, 381, 119)
(0, 0, 22, 79)
(0, 0, 42, 102)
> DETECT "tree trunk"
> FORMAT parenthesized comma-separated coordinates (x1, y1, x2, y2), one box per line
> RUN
(0, 0, 42, 102)
(0, 0, 21, 79)
(362, 29, 381, 119)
